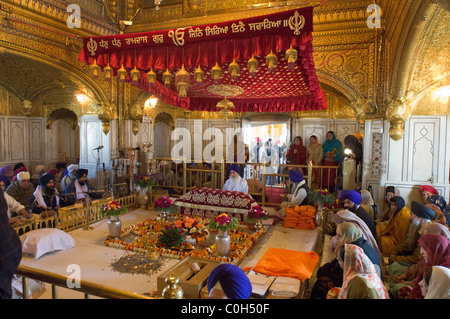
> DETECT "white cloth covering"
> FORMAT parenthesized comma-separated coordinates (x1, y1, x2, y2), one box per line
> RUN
(425, 266, 450, 299)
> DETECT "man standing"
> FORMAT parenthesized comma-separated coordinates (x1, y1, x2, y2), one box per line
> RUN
(341, 190, 377, 238)
(259, 141, 279, 186)
(29, 173, 60, 217)
(6, 171, 35, 211)
(223, 165, 248, 193)
(63, 169, 103, 205)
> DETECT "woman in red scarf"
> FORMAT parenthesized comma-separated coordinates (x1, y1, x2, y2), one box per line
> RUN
(286, 136, 307, 167)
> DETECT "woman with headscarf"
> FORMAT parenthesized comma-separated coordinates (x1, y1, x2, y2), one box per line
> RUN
(286, 136, 307, 167)
(377, 196, 411, 257)
(420, 266, 450, 299)
(207, 264, 252, 299)
(396, 233, 450, 299)
(306, 135, 323, 188)
(333, 244, 389, 299)
(422, 222, 450, 240)
(321, 131, 342, 191)
(377, 185, 401, 223)
(419, 185, 439, 204)
(360, 189, 375, 219)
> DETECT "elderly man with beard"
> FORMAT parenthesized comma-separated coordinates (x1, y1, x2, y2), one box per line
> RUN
(223, 165, 248, 193)
(388, 201, 435, 266)
(63, 169, 104, 205)
(29, 174, 60, 217)
(340, 190, 377, 239)
(6, 171, 35, 211)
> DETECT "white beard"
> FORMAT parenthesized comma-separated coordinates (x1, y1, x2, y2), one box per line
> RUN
(228, 176, 239, 190)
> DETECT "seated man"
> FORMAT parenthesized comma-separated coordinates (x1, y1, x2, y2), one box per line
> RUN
(377, 196, 411, 257)
(207, 264, 252, 299)
(388, 201, 435, 266)
(6, 171, 35, 211)
(0, 175, 33, 220)
(29, 174, 60, 217)
(63, 169, 104, 205)
(275, 170, 310, 214)
(223, 164, 248, 193)
(341, 190, 377, 239)
(60, 164, 78, 191)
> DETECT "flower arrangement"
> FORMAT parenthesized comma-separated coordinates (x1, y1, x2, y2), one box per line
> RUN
(100, 200, 128, 217)
(307, 189, 336, 205)
(209, 213, 239, 232)
(154, 195, 174, 213)
(247, 205, 268, 220)
(158, 225, 187, 249)
(134, 176, 156, 189)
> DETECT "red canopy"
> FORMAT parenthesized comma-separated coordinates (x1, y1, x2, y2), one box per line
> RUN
(78, 6, 327, 113)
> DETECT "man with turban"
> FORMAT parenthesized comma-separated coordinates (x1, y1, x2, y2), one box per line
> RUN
(340, 190, 377, 238)
(207, 264, 252, 299)
(60, 164, 78, 191)
(6, 171, 35, 211)
(388, 201, 435, 266)
(377, 196, 411, 257)
(0, 175, 32, 220)
(223, 164, 248, 193)
(419, 185, 439, 204)
(29, 173, 60, 217)
(63, 169, 103, 205)
(275, 170, 310, 215)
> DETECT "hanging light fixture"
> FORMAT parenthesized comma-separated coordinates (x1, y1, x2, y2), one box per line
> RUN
(175, 64, 190, 98)
(144, 95, 158, 111)
(228, 59, 240, 81)
(90, 60, 101, 79)
(211, 62, 222, 82)
(266, 50, 278, 73)
(130, 66, 140, 83)
(285, 45, 298, 71)
(216, 97, 235, 125)
(147, 68, 157, 86)
(117, 64, 127, 82)
(194, 65, 204, 83)
(247, 54, 258, 76)
(104, 63, 113, 81)
(163, 68, 172, 87)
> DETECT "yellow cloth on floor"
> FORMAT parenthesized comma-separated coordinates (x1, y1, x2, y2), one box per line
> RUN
(247, 248, 319, 282)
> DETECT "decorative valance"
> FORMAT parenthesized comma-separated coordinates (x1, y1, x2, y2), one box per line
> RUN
(78, 6, 327, 113)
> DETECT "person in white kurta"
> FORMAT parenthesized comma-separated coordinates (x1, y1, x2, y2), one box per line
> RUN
(275, 170, 309, 216)
(259, 141, 279, 185)
(223, 164, 248, 193)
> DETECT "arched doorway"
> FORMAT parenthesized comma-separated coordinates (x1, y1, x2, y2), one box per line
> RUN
(47, 108, 79, 164)
(153, 112, 174, 159)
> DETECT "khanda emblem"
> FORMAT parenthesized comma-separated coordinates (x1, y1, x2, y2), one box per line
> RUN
(288, 11, 305, 35)
(87, 37, 98, 56)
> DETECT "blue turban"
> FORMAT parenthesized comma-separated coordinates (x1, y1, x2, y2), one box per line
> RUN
(289, 170, 304, 183)
(207, 264, 252, 299)
(228, 164, 241, 175)
(0, 175, 9, 188)
(341, 190, 362, 205)
(411, 201, 435, 220)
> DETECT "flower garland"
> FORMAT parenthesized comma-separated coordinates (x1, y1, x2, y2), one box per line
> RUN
(103, 216, 266, 264)
(100, 200, 128, 217)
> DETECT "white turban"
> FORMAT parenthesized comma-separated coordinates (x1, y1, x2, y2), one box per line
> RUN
(67, 164, 79, 175)
(17, 171, 31, 181)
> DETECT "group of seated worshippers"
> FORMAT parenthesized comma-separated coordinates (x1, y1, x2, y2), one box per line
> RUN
(0, 163, 104, 221)
(310, 184, 450, 299)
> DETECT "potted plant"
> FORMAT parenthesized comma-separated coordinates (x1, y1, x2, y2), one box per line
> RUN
(247, 205, 268, 230)
(154, 195, 174, 221)
(100, 200, 128, 238)
(208, 213, 239, 257)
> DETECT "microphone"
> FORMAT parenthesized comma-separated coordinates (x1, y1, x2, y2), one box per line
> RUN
(93, 146, 104, 150)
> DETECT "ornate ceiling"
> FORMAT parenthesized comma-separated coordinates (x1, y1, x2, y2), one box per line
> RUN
(0, 0, 448, 128)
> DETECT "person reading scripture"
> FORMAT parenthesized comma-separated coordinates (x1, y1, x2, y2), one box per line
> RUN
(207, 264, 252, 299)
(223, 164, 248, 193)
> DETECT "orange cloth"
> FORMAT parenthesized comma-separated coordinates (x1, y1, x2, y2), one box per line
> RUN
(245, 248, 319, 282)
(284, 205, 316, 230)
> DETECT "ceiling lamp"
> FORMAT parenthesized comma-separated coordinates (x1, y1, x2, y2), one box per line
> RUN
(175, 64, 190, 98)
(194, 65, 205, 83)
(216, 97, 235, 124)
(104, 63, 113, 81)
(90, 60, 101, 79)
(285, 45, 298, 70)
(228, 59, 240, 81)
(266, 50, 277, 73)
(76, 94, 89, 103)
(117, 64, 127, 82)
(163, 68, 172, 87)
(147, 68, 157, 86)
(144, 95, 158, 111)
(130, 66, 140, 83)
(211, 62, 223, 82)
(247, 54, 258, 76)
